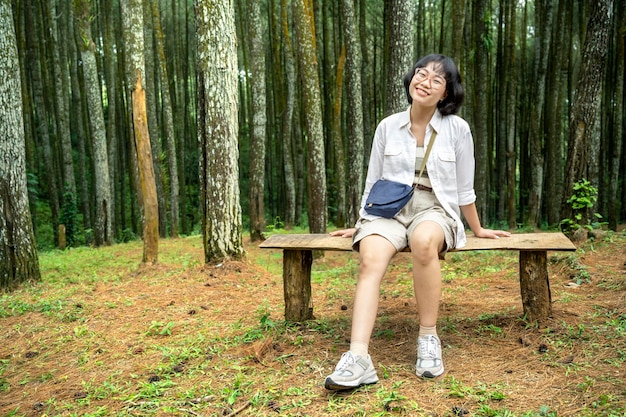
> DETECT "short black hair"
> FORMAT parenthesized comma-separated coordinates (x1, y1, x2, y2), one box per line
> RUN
(403, 54, 464, 115)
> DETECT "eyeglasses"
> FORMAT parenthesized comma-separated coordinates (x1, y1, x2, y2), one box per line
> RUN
(414, 68, 446, 89)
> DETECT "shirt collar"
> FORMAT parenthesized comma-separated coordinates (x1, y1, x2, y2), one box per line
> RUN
(400, 107, 443, 133)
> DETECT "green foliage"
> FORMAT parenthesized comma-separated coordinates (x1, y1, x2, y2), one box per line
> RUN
(120, 228, 137, 243)
(146, 321, 176, 336)
(26, 172, 39, 200)
(60, 187, 78, 248)
(560, 179, 604, 233)
(265, 216, 285, 232)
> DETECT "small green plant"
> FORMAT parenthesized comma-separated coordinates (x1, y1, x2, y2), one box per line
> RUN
(560, 179, 603, 233)
(265, 216, 285, 232)
(146, 321, 175, 336)
(376, 383, 407, 413)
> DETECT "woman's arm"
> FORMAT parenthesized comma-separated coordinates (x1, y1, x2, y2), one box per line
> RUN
(460, 203, 511, 239)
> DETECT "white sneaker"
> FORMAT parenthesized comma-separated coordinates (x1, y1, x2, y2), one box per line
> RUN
(416, 335, 444, 378)
(324, 351, 379, 391)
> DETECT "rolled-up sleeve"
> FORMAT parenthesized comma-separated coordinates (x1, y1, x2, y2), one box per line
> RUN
(455, 124, 476, 206)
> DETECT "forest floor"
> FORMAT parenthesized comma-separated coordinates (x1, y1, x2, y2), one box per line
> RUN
(0, 229, 625, 417)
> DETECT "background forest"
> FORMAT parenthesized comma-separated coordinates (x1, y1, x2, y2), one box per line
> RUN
(6, 0, 626, 251)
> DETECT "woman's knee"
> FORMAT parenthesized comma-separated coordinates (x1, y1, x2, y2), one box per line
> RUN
(410, 235, 440, 265)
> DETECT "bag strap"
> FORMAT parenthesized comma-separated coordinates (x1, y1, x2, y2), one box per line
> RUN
(416, 130, 437, 185)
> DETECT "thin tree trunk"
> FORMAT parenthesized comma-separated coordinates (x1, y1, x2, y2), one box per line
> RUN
(342, 0, 364, 227)
(331, 46, 347, 226)
(248, 0, 267, 242)
(359, 0, 373, 163)
(47, 0, 76, 196)
(526, 1, 555, 228)
(151, 0, 180, 238)
(281, 0, 296, 228)
(0, 0, 41, 289)
(143, 0, 167, 238)
(471, 0, 490, 222)
(293, 0, 327, 234)
(121, 0, 144, 238)
(545, 0, 567, 227)
(14, 1, 37, 233)
(607, 0, 624, 230)
(75, 0, 113, 246)
(503, 0, 517, 229)
(132, 74, 159, 264)
(69, 5, 93, 234)
(29, 2, 61, 246)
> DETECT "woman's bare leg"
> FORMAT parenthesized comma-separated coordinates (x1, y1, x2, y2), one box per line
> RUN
(350, 234, 397, 345)
(409, 221, 445, 327)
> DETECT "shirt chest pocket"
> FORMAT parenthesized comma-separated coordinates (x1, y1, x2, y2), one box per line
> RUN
(435, 150, 457, 180)
(382, 143, 408, 178)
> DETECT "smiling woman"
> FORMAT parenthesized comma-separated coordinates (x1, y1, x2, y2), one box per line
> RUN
(324, 54, 511, 391)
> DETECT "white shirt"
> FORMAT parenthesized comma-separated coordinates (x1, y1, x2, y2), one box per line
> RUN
(358, 108, 477, 248)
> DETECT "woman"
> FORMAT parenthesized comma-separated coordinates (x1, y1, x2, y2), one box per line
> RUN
(324, 54, 510, 391)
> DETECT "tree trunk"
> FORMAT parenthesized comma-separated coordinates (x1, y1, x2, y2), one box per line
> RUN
(526, 1, 555, 228)
(561, 0, 612, 223)
(0, 0, 41, 290)
(68, 5, 93, 234)
(151, 0, 180, 238)
(384, 0, 414, 116)
(293, 0, 327, 234)
(248, 0, 267, 242)
(142, 0, 167, 238)
(500, 0, 517, 229)
(450, 0, 466, 66)
(342, 0, 365, 227)
(281, 0, 297, 228)
(519, 251, 551, 323)
(75, 0, 113, 246)
(471, 0, 490, 222)
(121, 0, 145, 238)
(25, 2, 61, 245)
(132, 74, 159, 264)
(607, 0, 624, 231)
(544, 0, 568, 227)
(330, 47, 347, 227)
(196, 0, 244, 263)
(47, 0, 76, 197)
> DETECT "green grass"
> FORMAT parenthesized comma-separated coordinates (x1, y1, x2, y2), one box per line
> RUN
(1, 232, 625, 416)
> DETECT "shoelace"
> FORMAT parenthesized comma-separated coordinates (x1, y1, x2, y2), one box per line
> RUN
(335, 352, 356, 370)
(418, 336, 438, 359)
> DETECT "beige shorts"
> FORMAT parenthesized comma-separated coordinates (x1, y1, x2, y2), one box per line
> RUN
(353, 188, 457, 258)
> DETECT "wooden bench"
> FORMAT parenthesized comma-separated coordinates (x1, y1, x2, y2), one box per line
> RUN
(260, 233, 576, 323)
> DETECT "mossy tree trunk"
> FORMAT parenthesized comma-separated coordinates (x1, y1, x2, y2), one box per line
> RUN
(196, 0, 244, 263)
(0, 0, 41, 290)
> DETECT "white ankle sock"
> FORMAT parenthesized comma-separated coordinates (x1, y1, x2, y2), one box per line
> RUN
(419, 325, 437, 337)
(349, 341, 369, 357)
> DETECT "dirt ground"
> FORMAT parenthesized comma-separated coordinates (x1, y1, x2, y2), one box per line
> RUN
(1, 231, 625, 416)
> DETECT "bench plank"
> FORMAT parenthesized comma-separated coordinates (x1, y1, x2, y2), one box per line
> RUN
(260, 232, 576, 252)
(259, 232, 576, 323)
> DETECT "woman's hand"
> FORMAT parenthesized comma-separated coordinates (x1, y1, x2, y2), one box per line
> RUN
(473, 228, 511, 239)
(330, 228, 356, 238)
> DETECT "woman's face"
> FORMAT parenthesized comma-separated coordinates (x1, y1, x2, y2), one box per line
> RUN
(408, 62, 447, 108)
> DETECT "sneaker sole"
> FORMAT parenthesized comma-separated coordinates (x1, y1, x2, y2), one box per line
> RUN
(324, 376, 379, 391)
(417, 367, 444, 378)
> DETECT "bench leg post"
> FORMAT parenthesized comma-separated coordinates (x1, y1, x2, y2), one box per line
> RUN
(283, 249, 314, 322)
(519, 250, 552, 322)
